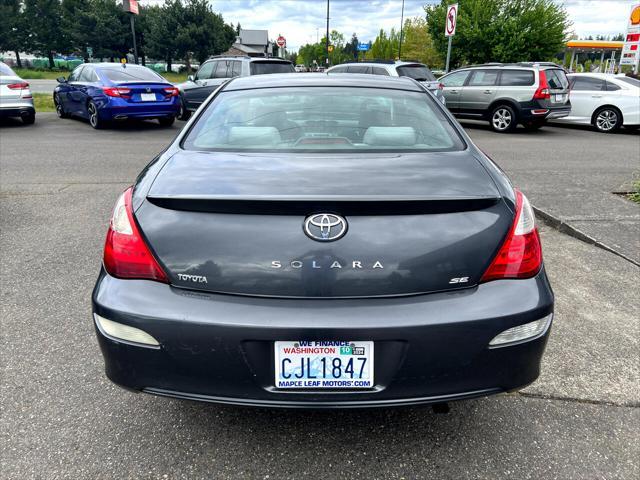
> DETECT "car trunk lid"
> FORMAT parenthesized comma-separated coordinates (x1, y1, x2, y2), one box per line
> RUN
(113, 82, 174, 103)
(136, 150, 512, 298)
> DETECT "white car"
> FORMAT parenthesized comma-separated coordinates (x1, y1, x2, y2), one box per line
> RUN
(0, 61, 35, 124)
(552, 73, 639, 133)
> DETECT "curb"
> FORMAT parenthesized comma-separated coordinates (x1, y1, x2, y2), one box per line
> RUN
(533, 206, 640, 268)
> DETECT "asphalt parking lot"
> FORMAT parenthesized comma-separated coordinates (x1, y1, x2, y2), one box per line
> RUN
(1, 113, 639, 479)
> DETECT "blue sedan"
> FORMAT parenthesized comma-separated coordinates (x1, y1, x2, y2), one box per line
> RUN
(53, 63, 180, 129)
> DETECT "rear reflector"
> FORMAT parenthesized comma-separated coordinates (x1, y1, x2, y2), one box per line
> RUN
(103, 187, 168, 282)
(489, 314, 553, 347)
(481, 190, 542, 282)
(94, 313, 160, 347)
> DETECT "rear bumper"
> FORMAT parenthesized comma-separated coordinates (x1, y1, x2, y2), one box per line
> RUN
(92, 268, 554, 408)
(98, 97, 180, 120)
(518, 101, 571, 122)
(0, 105, 35, 118)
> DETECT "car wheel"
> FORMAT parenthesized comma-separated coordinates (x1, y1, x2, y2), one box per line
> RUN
(490, 105, 517, 133)
(593, 107, 622, 133)
(87, 101, 106, 129)
(22, 112, 36, 125)
(158, 116, 175, 127)
(178, 97, 191, 121)
(54, 95, 69, 118)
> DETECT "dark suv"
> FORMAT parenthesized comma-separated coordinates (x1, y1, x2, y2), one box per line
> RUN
(439, 63, 571, 132)
(176, 56, 294, 119)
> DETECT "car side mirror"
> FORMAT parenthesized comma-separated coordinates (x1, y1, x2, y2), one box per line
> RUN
(188, 75, 195, 82)
(57, 76, 67, 83)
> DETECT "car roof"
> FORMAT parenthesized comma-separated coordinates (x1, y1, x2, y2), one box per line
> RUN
(222, 73, 424, 91)
(330, 61, 427, 68)
(567, 72, 618, 78)
(204, 56, 291, 63)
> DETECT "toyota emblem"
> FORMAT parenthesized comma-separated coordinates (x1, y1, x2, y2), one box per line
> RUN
(303, 214, 347, 242)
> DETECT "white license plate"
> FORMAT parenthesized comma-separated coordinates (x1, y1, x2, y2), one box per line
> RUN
(554, 94, 566, 103)
(274, 341, 374, 389)
(140, 93, 156, 101)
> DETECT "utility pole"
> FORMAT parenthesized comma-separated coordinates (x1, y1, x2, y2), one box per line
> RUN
(326, 0, 330, 67)
(398, 0, 405, 60)
(130, 15, 139, 64)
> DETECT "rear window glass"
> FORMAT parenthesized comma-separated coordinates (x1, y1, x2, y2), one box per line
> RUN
(101, 66, 164, 82)
(499, 70, 534, 86)
(619, 77, 640, 88)
(0, 63, 16, 76)
(545, 69, 569, 90)
(250, 62, 295, 75)
(182, 87, 464, 153)
(396, 65, 436, 82)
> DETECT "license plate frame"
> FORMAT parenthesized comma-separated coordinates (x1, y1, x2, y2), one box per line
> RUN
(274, 341, 374, 389)
(140, 92, 156, 102)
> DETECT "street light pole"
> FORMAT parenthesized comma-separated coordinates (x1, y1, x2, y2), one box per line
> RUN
(398, 0, 405, 60)
(326, 0, 330, 67)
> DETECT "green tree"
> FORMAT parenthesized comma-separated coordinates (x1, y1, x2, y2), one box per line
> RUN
(23, 0, 65, 68)
(425, 0, 570, 68)
(367, 28, 401, 60)
(401, 17, 443, 67)
(143, 1, 181, 71)
(0, 0, 26, 67)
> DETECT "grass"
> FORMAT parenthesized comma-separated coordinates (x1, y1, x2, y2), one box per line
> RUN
(628, 181, 640, 204)
(32, 93, 55, 112)
(15, 67, 188, 84)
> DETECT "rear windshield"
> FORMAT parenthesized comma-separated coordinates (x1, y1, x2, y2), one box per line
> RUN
(100, 66, 164, 82)
(544, 68, 569, 90)
(619, 77, 640, 88)
(182, 87, 464, 152)
(0, 62, 16, 76)
(396, 65, 436, 82)
(250, 62, 295, 75)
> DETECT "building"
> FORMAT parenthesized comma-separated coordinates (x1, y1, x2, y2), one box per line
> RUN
(224, 29, 273, 57)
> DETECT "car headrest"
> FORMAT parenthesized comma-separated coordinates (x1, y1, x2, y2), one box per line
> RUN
(363, 127, 417, 146)
(227, 127, 281, 146)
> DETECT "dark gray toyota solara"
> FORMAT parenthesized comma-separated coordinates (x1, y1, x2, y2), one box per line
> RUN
(92, 73, 553, 408)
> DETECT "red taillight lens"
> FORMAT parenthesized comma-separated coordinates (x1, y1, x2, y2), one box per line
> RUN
(102, 87, 132, 98)
(163, 87, 179, 97)
(103, 187, 168, 282)
(533, 70, 551, 100)
(7, 82, 29, 90)
(481, 190, 542, 282)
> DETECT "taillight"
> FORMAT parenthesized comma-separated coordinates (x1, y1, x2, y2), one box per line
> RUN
(102, 87, 132, 98)
(7, 82, 29, 90)
(163, 87, 179, 97)
(481, 190, 542, 282)
(533, 70, 551, 100)
(103, 187, 168, 282)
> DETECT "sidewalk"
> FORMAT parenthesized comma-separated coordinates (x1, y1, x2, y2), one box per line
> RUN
(467, 122, 640, 265)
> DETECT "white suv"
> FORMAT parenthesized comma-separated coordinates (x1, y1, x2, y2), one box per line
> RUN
(327, 61, 445, 104)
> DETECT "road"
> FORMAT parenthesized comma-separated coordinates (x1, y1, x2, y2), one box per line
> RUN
(1, 114, 638, 479)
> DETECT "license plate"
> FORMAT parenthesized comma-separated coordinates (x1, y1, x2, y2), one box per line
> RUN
(554, 94, 566, 102)
(274, 341, 374, 389)
(141, 93, 156, 101)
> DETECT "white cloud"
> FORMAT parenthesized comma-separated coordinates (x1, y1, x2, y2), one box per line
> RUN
(561, 0, 636, 38)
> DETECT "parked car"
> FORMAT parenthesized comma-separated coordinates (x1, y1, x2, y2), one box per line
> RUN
(53, 63, 180, 129)
(176, 56, 295, 120)
(93, 73, 553, 409)
(327, 60, 445, 104)
(551, 73, 640, 133)
(439, 63, 571, 132)
(0, 62, 35, 124)
(294, 64, 307, 72)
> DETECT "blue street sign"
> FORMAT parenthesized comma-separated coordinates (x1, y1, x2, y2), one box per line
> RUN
(357, 43, 370, 51)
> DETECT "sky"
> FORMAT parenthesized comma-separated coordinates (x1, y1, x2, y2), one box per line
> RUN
(199, 0, 638, 51)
